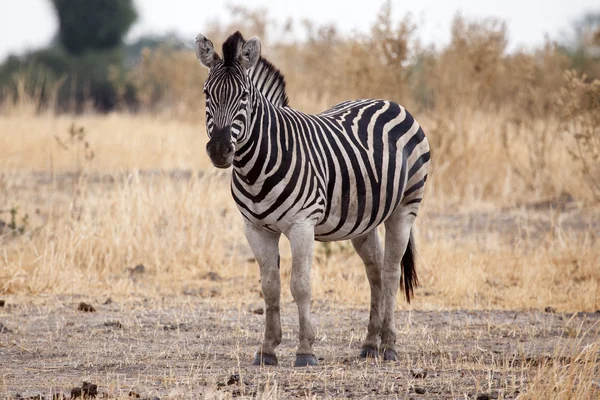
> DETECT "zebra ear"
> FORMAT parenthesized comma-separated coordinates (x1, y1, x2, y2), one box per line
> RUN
(195, 34, 221, 69)
(239, 36, 261, 70)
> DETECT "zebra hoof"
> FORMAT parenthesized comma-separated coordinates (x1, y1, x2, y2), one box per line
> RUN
(381, 347, 398, 361)
(252, 352, 278, 366)
(294, 354, 318, 367)
(359, 345, 379, 359)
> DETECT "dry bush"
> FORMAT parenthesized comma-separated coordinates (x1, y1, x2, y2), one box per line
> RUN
(423, 16, 509, 112)
(277, 1, 417, 110)
(498, 44, 572, 196)
(557, 71, 600, 200)
(127, 47, 207, 121)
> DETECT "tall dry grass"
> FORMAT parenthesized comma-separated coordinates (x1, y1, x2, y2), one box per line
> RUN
(0, 105, 598, 313)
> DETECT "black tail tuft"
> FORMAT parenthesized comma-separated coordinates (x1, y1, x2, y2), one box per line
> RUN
(401, 231, 419, 303)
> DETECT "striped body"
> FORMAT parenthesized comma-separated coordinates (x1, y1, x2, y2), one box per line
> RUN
(231, 97, 430, 242)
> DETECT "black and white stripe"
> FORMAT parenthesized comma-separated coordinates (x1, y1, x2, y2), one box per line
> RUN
(206, 60, 430, 241)
(196, 30, 431, 365)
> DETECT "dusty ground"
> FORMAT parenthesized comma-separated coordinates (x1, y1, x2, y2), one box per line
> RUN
(1, 296, 599, 399)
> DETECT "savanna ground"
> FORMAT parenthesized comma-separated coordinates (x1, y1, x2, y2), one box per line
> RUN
(2, 4, 600, 398)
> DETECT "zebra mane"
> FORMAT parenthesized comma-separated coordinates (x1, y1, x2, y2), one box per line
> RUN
(222, 31, 244, 67)
(249, 57, 289, 108)
(221, 31, 289, 108)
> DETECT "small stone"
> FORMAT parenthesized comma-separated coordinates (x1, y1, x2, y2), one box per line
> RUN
(544, 306, 556, 313)
(411, 368, 427, 378)
(252, 308, 264, 315)
(0, 322, 12, 333)
(104, 321, 122, 328)
(227, 374, 240, 385)
(162, 323, 186, 331)
(202, 271, 221, 281)
(77, 302, 96, 312)
(414, 387, 426, 394)
(476, 393, 491, 400)
(128, 264, 146, 282)
(129, 264, 146, 275)
(23, 394, 44, 400)
(71, 388, 82, 398)
(81, 381, 98, 397)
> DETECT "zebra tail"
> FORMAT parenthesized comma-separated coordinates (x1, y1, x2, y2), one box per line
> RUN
(401, 230, 419, 303)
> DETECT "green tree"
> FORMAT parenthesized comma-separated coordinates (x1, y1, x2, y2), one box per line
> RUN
(51, 0, 137, 54)
(560, 10, 600, 78)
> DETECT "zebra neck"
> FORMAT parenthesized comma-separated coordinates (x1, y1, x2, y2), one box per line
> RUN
(233, 95, 286, 186)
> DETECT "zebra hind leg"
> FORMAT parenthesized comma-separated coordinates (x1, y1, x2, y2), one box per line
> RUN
(244, 222, 282, 366)
(351, 229, 384, 359)
(380, 207, 418, 361)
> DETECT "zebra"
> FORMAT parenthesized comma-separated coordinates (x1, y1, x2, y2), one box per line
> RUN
(195, 31, 430, 367)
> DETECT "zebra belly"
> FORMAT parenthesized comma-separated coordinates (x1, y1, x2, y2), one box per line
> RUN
(313, 208, 388, 241)
(313, 188, 391, 242)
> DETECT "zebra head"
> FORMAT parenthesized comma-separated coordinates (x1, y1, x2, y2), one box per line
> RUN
(195, 31, 261, 168)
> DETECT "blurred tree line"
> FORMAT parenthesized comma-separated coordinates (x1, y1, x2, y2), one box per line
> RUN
(0, 0, 185, 112)
(0, 1, 598, 113)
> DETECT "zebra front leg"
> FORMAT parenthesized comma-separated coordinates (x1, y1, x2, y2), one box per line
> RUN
(381, 210, 416, 361)
(244, 222, 282, 366)
(351, 229, 384, 359)
(287, 222, 317, 366)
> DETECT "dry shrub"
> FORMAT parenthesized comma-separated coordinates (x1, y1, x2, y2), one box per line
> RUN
(557, 71, 600, 200)
(279, 1, 417, 109)
(498, 44, 571, 196)
(423, 16, 509, 111)
(127, 47, 207, 121)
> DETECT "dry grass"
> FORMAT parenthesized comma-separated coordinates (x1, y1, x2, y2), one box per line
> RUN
(1, 110, 598, 311)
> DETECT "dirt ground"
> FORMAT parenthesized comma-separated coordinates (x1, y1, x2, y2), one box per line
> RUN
(1, 296, 599, 399)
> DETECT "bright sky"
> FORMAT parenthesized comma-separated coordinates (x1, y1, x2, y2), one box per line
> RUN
(0, 0, 598, 61)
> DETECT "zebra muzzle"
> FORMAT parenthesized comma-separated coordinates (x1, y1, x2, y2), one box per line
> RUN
(206, 127, 235, 168)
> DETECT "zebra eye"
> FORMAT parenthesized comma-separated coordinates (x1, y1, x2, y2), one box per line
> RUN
(241, 91, 249, 101)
